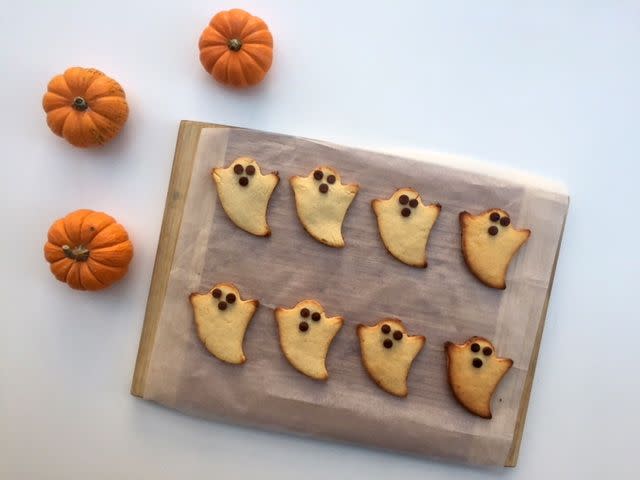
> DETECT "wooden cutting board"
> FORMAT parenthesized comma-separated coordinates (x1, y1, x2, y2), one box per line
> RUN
(132, 120, 569, 467)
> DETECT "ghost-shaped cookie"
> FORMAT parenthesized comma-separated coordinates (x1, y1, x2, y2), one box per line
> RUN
(444, 337, 513, 419)
(290, 166, 359, 247)
(372, 188, 441, 268)
(357, 319, 425, 397)
(189, 283, 259, 364)
(459, 209, 531, 289)
(212, 157, 279, 236)
(274, 300, 343, 380)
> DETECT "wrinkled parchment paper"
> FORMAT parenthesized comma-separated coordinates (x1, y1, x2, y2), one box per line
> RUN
(142, 126, 569, 466)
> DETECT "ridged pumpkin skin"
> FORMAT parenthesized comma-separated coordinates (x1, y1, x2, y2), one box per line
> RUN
(199, 9, 273, 88)
(44, 209, 134, 291)
(42, 67, 129, 148)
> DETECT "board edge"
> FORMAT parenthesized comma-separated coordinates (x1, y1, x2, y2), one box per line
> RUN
(504, 199, 570, 466)
(130, 120, 214, 397)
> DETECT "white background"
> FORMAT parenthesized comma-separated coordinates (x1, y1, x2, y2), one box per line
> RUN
(1, 1, 638, 478)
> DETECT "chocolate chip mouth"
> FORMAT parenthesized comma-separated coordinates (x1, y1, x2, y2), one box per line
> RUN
(472, 358, 483, 368)
(319, 183, 329, 193)
(383, 339, 393, 348)
(218, 301, 227, 310)
(299, 321, 309, 332)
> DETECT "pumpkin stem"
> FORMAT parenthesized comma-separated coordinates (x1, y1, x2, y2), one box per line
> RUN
(72, 97, 88, 111)
(62, 244, 90, 262)
(227, 38, 243, 51)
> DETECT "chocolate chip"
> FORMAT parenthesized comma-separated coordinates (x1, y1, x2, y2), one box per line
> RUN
(311, 312, 321, 321)
(409, 199, 419, 208)
(398, 194, 409, 205)
(381, 324, 391, 334)
(383, 339, 393, 349)
(401, 208, 411, 217)
(488, 226, 499, 236)
(327, 175, 336, 184)
(393, 331, 403, 340)
(483, 347, 493, 356)
(500, 217, 511, 227)
(472, 358, 483, 368)
(239, 177, 249, 187)
(225, 293, 236, 304)
(245, 165, 256, 176)
(490, 212, 500, 222)
(471, 343, 480, 352)
(299, 321, 309, 332)
(319, 183, 329, 193)
(218, 301, 227, 310)
(211, 288, 222, 298)
(313, 170, 323, 180)
(233, 164, 244, 175)
(300, 308, 310, 318)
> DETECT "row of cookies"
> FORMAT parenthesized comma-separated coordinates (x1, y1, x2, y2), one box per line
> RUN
(190, 283, 513, 419)
(212, 157, 531, 289)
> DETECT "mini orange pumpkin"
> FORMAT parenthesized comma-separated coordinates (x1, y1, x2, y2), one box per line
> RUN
(44, 209, 134, 291)
(199, 9, 273, 88)
(42, 67, 129, 148)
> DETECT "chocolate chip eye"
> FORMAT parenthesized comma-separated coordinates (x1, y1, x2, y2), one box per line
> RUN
(398, 194, 409, 205)
(239, 177, 249, 187)
(488, 226, 499, 236)
(299, 321, 309, 332)
(500, 217, 510, 227)
(327, 175, 336, 184)
(319, 184, 329, 193)
(233, 164, 244, 175)
(393, 331, 403, 340)
(300, 308, 310, 318)
(225, 293, 236, 304)
(471, 343, 480, 352)
(218, 301, 227, 310)
(211, 288, 222, 298)
(383, 339, 393, 349)
(313, 170, 323, 180)
(245, 165, 256, 176)
(401, 208, 411, 217)
(311, 312, 321, 321)
(409, 199, 419, 208)
(381, 324, 391, 334)
(483, 347, 493, 356)
(489, 212, 500, 222)
(472, 358, 483, 368)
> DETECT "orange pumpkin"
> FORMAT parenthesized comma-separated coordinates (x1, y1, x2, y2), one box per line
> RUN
(199, 9, 273, 88)
(44, 209, 133, 291)
(42, 67, 129, 148)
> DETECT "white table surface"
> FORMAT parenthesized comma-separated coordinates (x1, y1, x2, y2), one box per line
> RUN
(1, 1, 638, 478)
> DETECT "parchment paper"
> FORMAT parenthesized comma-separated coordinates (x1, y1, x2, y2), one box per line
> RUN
(142, 126, 569, 466)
